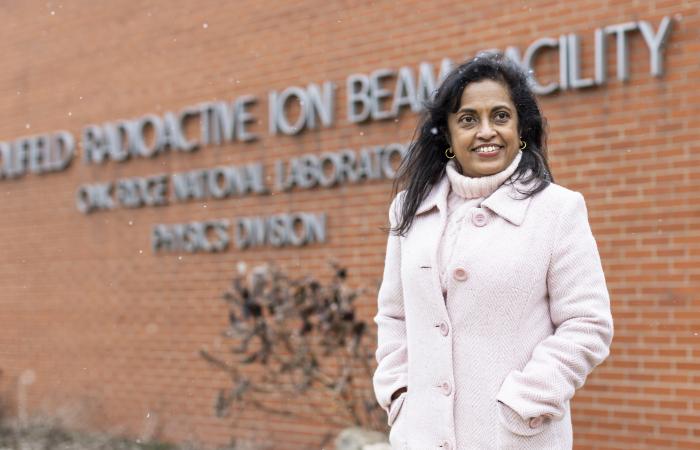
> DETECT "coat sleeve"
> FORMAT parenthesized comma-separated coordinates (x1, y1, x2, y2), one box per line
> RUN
(496, 191, 614, 422)
(372, 194, 409, 422)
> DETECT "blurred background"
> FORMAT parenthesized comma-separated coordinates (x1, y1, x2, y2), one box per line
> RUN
(0, 1, 698, 449)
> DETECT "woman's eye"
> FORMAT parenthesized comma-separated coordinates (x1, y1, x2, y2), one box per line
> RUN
(459, 115, 476, 125)
(495, 112, 510, 122)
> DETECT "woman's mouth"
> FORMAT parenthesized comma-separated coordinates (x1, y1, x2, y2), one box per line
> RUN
(471, 145, 502, 157)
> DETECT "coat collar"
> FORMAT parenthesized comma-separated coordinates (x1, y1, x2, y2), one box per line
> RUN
(415, 170, 535, 226)
(415, 174, 450, 217)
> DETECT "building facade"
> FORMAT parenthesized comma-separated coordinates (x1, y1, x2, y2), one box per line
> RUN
(0, 1, 699, 449)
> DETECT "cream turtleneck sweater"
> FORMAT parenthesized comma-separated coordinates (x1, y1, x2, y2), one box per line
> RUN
(438, 151, 523, 296)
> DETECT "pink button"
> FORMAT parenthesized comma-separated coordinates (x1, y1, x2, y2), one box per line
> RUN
(440, 441, 451, 450)
(529, 416, 544, 428)
(472, 210, 488, 227)
(441, 381, 452, 396)
(453, 267, 468, 281)
(439, 321, 449, 336)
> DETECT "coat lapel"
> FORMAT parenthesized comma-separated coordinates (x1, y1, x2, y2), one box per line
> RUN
(480, 179, 535, 226)
(413, 175, 450, 306)
(415, 174, 450, 217)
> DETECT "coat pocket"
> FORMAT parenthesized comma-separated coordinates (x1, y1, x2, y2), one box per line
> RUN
(388, 392, 408, 448)
(388, 392, 406, 426)
(497, 400, 549, 436)
(496, 401, 565, 450)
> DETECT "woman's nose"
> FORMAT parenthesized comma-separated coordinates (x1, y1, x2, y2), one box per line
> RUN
(476, 122, 496, 139)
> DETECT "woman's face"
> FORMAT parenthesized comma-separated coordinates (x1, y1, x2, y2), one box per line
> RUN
(446, 79, 520, 177)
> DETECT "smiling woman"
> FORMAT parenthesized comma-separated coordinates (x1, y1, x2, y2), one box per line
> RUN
(446, 79, 521, 178)
(373, 53, 613, 450)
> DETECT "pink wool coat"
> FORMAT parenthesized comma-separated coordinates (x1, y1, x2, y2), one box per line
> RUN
(373, 173, 614, 450)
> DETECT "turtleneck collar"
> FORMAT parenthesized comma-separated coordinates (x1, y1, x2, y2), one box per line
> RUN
(445, 150, 523, 199)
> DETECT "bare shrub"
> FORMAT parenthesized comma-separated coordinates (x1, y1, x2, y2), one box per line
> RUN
(200, 262, 384, 435)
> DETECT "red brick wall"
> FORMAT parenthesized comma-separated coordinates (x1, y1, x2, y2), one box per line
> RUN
(0, 1, 698, 449)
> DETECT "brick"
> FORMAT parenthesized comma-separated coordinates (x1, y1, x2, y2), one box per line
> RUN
(1, 1, 699, 449)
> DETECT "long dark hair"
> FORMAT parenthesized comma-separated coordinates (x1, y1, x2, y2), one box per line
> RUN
(391, 52, 553, 236)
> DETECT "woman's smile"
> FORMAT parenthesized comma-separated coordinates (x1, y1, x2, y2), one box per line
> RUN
(472, 144, 503, 156)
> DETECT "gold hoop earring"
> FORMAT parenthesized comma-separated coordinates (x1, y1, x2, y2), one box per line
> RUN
(519, 140, 527, 150)
(445, 147, 455, 159)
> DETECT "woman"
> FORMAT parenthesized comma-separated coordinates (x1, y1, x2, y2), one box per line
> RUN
(372, 53, 613, 450)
